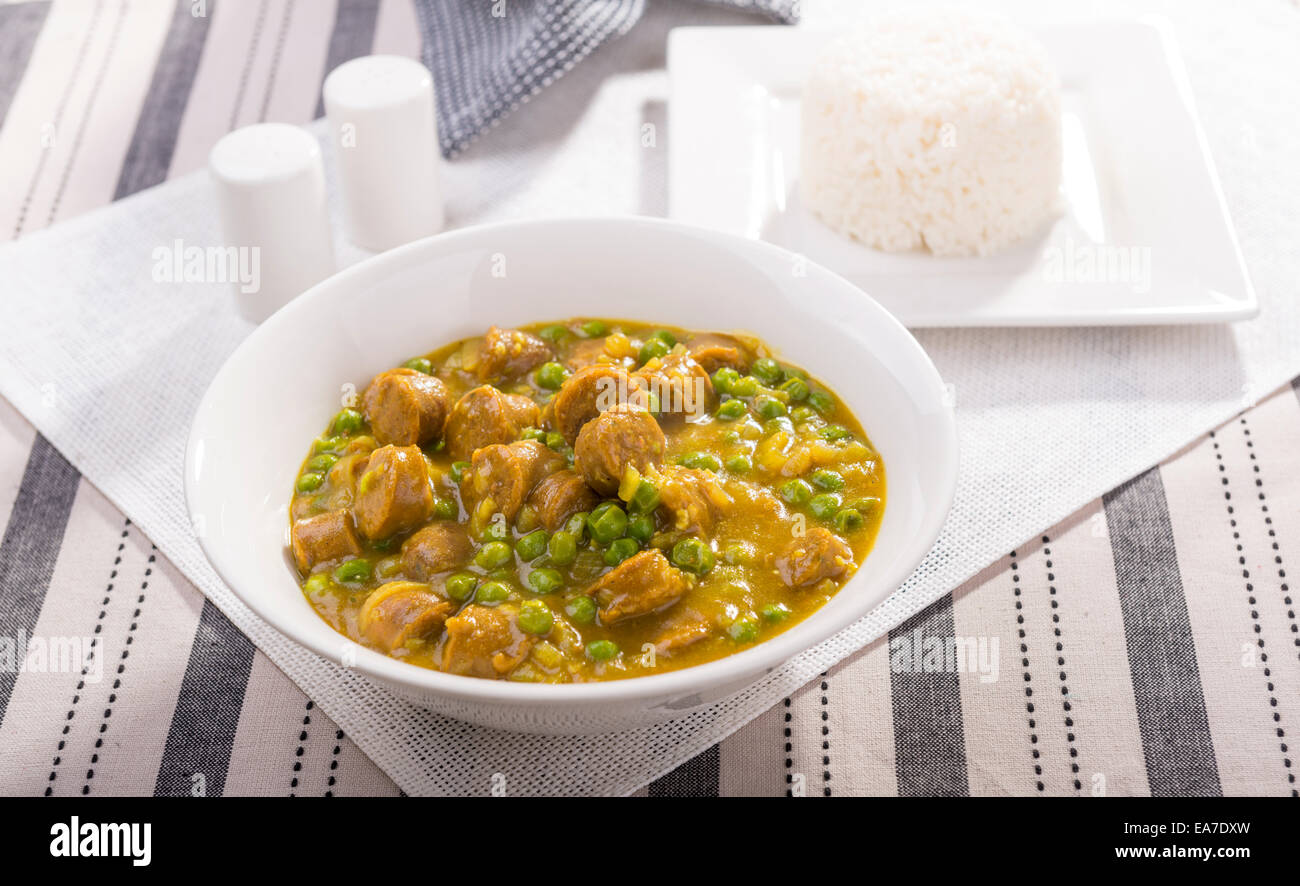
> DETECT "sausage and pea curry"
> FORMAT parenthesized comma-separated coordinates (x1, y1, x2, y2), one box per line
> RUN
(288, 320, 885, 682)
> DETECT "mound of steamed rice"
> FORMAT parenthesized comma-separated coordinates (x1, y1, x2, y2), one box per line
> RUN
(800, 10, 1063, 257)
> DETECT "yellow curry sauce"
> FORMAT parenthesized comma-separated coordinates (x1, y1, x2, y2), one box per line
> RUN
(288, 320, 885, 682)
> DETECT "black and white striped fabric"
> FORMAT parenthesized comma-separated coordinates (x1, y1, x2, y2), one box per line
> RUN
(0, 0, 1297, 797)
(414, 0, 797, 156)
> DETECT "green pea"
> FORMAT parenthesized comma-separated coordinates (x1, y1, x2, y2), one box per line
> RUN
(604, 537, 640, 566)
(846, 496, 882, 518)
(779, 377, 810, 402)
(402, 357, 432, 374)
(761, 602, 791, 623)
(638, 337, 671, 365)
(564, 512, 589, 540)
(712, 367, 740, 395)
(333, 558, 371, 584)
(651, 329, 677, 347)
(729, 376, 760, 397)
(475, 580, 510, 604)
(834, 508, 865, 533)
(629, 479, 660, 514)
(545, 431, 566, 451)
(527, 567, 563, 594)
(819, 424, 851, 442)
(520, 426, 546, 441)
(725, 454, 752, 474)
(332, 408, 364, 435)
(754, 394, 787, 419)
(579, 320, 607, 338)
(517, 600, 554, 635)
(789, 406, 816, 424)
(781, 478, 813, 505)
(715, 398, 746, 421)
(586, 503, 628, 545)
(808, 391, 835, 414)
(586, 640, 620, 661)
(627, 514, 655, 543)
(539, 324, 570, 343)
(516, 529, 549, 562)
(480, 520, 509, 543)
(548, 530, 579, 566)
(565, 596, 597, 624)
(751, 357, 783, 385)
(296, 472, 324, 493)
(809, 493, 841, 520)
(535, 361, 569, 390)
(313, 435, 346, 454)
(670, 538, 715, 575)
(431, 498, 457, 520)
(811, 469, 844, 491)
(303, 573, 333, 595)
(764, 416, 794, 436)
(306, 453, 339, 472)
(677, 451, 721, 472)
(445, 573, 478, 601)
(644, 390, 661, 416)
(727, 618, 759, 642)
(450, 461, 471, 483)
(473, 540, 513, 569)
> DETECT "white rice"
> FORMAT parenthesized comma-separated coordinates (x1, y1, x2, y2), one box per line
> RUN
(800, 10, 1063, 257)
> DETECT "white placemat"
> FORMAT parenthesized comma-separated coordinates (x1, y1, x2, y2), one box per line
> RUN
(1, 0, 1298, 795)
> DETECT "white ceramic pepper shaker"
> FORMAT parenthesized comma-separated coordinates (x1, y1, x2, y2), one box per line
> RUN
(208, 123, 336, 323)
(323, 55, 444, 252)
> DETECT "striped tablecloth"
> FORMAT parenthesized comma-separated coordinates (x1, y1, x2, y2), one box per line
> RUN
(1, 0, 1297, 797)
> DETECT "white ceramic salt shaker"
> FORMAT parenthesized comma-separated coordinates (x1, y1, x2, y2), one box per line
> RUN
(322, 55, 443, 252)
(209, 123, 336, 323)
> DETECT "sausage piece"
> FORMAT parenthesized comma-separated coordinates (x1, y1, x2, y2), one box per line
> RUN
(573, 403, 666, 496)
(290, 509, 363, 572)
(351, 444, 434, 539)
(476, 326, 552, 383)
(550, 364, 649, 445)
(362, 368, 450, 446)
(656, 466, 732, 534)
(687, 333, 750, 374)
(358, 581, 453, 653)
(633, 349, 714, 420)
(440, 604, 534, 678)
(461, 440, 564, 523)
(589, 549, 691, 625)
(526, 469, 601, 532)
(444, 385, 541, 462)
(400, 523, 473, 580)
(775, 527, 854, 588)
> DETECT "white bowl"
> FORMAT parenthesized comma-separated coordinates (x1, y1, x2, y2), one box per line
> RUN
(185, 217, 957, 734)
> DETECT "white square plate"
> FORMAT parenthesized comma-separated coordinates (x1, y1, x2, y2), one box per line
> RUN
(667, 20, 1257, 327)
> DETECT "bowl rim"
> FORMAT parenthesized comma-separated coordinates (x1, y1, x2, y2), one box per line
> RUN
(185, 215, 958, 707)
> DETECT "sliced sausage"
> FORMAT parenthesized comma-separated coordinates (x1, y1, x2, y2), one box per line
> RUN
(687, 333, 750, 374)
(573, 403, 666, 496)
(444, 385, 541, 462)
(652, 611, 713, 655)
(440, 604, 534, 678)
(476, 326, 551, 383)
(351, 444, 434, 539)
(551, 364, 649, 445)
(775, 527, 854, 588)
(526, 469, 601, 532)
(461, 440, 564, 523)
(400, 523, 473, 580)
(290, 509, 363, 572)
(656, 466, 732, 534)
(358, 581, 454, 653)
(589, 549, 691, 624)
(634, 348, 714, 420)
(361, 368, 450, 446)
